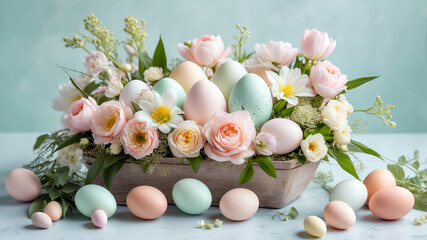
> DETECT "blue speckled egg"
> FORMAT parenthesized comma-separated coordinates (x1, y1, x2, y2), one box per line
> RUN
(153, 78, 187, 108)
(228, 73, 273, 128)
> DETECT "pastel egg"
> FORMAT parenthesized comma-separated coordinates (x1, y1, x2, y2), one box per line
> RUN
(126, 186, 168, 220)
(212, 60, 247, 101)
(75, 184, 117, 218)
(31, 212, 52, 229)
(44, 201, 62, 221)
(228, 73, 273, 128)
(172, 178, 212, 215)
(91, 209, 108, 228)
(245, 65, 272, 86)
(119, 80, 149, 109)
(260, 118, 302, 154)
(363, 169, 396, 204)
(169, 61, 208, 93)
(330, 179, 368, 211)
(183, 80, 227, 126)
(219, 188, 259, 221)
(303, 216, 327, 238)
(152, 78, 186, 108)
(5, 168, 41, 202)
(369, 186, 414, 220)
(324, 201, 356, 230)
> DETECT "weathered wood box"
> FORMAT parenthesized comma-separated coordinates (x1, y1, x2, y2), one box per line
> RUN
(93, 158, 320, 209)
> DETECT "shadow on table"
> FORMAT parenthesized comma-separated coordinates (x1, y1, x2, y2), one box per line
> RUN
(0, 195, 27, 206)
(297, 231, 317, 239)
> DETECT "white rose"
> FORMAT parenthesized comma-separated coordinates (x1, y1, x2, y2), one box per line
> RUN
(300, 133, 328, 162)
(333, 124, 352, 145)
(143, 67, 163, 82)
(338, 94, 354, 114)
(322, 100, 348, 130)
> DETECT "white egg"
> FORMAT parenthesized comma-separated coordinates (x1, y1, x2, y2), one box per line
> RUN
(330, 179, 368, 211)
(119, 80, 149, 110)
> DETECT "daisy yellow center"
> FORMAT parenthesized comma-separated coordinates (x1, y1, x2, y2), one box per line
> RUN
(105, 114, 117, 131)
(134, 133, 148, 144)
(279, 82, 294, 97)
(152, 105, 171, 123)
(308, 142, 318, 152)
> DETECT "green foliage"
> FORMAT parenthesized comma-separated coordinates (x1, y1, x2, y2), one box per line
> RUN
(255, 156, 277, 179)
(238, 158, 254, 184)
(188, 155, 203, 174)
(313, 171, 334, 192)
(272, 207, 299, 221)
(54, 132, 91, 153)
(345, 76, 380, 91)
(69, 77, 89, 98)
(83, 80, 102, 95)
(33, 134, 48, 150)
(328, 148, 360, 180)
(103, 158, 126, 190)
(138, 51, 153, 77)
(152, 36, 168, 71)
(85, 150, 107, 184)
(28, 198, 47, 218)
(348, 140, 383, 160)
(131, 101, 142, 112)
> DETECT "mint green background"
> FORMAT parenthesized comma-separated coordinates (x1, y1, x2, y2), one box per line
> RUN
(0, 0, 426, 133)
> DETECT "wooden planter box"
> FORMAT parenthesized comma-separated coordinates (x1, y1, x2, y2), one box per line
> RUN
(93, 158, 320, 209)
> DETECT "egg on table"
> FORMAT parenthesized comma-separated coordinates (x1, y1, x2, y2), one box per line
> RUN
(260, 118, 302, 154)
(44, 201, 62, 221)
(126, 185, 168, 220)
(219, 188, 259, 221)
(363, 169, 396, 204)
(152, 78, 186, 108)
(5, 168, 42, 202)
(169, 61, 208, 93)
(324, 201, 356, 230)
(228, 73, 273, 128)
(303, 216, 327, 238)
(172, 178, 212, 215)
(330, 179, 368, 211)
(31, 212, 52, 229)
(212, 60, 247, 101)
(369, 186, 414, 220)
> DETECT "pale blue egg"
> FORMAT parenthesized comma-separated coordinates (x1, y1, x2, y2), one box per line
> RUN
(75, 184, 117, 218)
(172, 178, 212, 215)
(153, 78, 187, 108)
(228, 73, 273, 128)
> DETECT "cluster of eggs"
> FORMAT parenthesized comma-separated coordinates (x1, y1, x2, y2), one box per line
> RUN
(304, 168, 415, 238)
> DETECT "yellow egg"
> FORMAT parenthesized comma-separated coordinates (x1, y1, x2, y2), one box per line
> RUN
(183, 80, 227, 126)
(44, 201, 62, 221)
(303, 216, 327, 238)
(363, 169, 396, 204)
(369, 186, 414, 220)
(169, 61, 208, 93)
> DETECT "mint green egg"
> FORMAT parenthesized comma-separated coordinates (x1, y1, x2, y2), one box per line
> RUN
(228, 73, 273, 128)
(75, 184, 117, 218)
(153, 78, 187, 108)
(172, 178, 212, 215)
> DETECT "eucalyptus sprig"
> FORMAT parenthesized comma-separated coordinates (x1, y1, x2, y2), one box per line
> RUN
(272, 207, 299, 221)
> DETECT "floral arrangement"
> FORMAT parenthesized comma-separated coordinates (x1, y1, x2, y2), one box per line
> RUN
(26, 15, 399, 217)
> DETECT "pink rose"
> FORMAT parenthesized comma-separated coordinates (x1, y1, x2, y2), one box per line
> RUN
(84, 51, 110, 75)
(310, 61, 348, 107)
(202, 111, 256, 165)
(177, 35, 232, 68)
(91, 100, 132, 144)
(301, 29, 336, 60)
(120, 119, 159, 159)
(68, 97, 98, 133)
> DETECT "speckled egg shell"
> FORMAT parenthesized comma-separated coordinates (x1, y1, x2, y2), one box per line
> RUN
(153, 78, 187, 108)
(260, 118, 303, 154)
(228, 73, 273, 129)
(169, 61, 208, 93)
(212, 60, 247, 101)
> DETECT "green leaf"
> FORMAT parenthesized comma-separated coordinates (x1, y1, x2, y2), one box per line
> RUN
(280, 107, 295, 117)
(69, 77, 89, 98)
(238, 159, 254, 184)
(411, 160, 420, 170)
(387, 164, 405, 181)
(103, 153, 127, 170)
(28, 198, 47, 218)
(255, 156, 277, 179)
(131, 101, 142, 112)
(287, 207, 299, 219)
(141, 162, 151, 173)
(187, 155, 203, 174)
(138, 50, 152, 77)
(33, 134, 48, 150)
(328, 148, 360, 180)
(54, 166, 70, 186)
(345, 76, 380, 91)
(54, 132, 91, 152)
(152, 36, 167, 70)
(398, 156, 407, 164)
(61, 182, 81, 193)
(83, 80, 101, 95)
(348, 140, 383, 160)
(413, 150, 420, 160)
(273, 100, 287, 115)
(49, 188, 61, 200)
(413, 192, 427, 211)
(85, 150, 107, 184)
(103, 158, 126, 190)
(60, 197, 70, 219)
(319, 125, 331, 136)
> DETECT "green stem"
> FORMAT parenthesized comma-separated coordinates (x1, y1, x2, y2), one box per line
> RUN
(395, 179, 427, 190)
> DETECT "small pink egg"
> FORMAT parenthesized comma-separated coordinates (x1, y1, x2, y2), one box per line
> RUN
(369, 186, 414, 220)
(91, 209, 108, 228)
(324, 201, 356, 230)
(5, 168, 42, 202)
(31, 212, 52, 229)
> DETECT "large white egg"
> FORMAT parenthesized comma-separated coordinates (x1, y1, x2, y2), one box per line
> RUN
(212, 60, 247, 101)
(119, 80, 149, 110)
(330, 179, 368, 211)
(183, 80, 227, 126)
(260, 118, 302, 154)
(169, 61, 208, 93)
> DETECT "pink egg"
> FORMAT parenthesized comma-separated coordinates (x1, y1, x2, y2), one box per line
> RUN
(369, 186, 414, 220)
(219, 188, 259, 221)
(183, 80, 227, 126)
(5, 168, 42, 202)
(91, 209, 108, 228)
(260, 118, 303, 154)
(324, 201, 356, 230)
(126, 186, 168, 220)
(363, 169, 396, 204)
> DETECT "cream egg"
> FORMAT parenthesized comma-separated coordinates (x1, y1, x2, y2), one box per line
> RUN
(126, 186, 168, 220)
(363, 169, 396, 204)
(219, 188, 259, 221)
(5, 168, 41, 202)
(260, 118, 303, 154)
(304, 216, 327, 238)
(169, 61, 208, 93)
(44, 201, 62, 221)
(324, 201, 356, 230)
(31, 212, 52, 229)
(369, 186, 414, 220)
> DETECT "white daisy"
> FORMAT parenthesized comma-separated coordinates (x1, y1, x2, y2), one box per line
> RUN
(56, 144, 84, 174)
(52, 81, 82, 112)
(134, 89, 184, 134)
(266, 66, 315, 106)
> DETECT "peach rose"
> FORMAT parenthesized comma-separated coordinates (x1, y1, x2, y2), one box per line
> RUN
(168, 121, 206, 158)
(301, 29, 336, 60)
(120, 119, 159, 159)
(177, 35, 232, 68)
(68, 96, 98, 133)
(202, 111, 256, 165)
(91, 100, 132, 144)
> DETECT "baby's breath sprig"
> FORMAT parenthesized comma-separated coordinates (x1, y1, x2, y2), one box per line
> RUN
(354, 96, 397, 128)
(414, 214, 427, 225)
(197, 219, 223, 229)
(349, 118, 369, 134)
(233, 24, 251, 63)
(124, 16, 148, 56)
(63, 35, 87, 52)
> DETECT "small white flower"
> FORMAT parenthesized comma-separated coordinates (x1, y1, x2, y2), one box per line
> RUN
(135, 89, 184, 134)
(84, 51, 110, 75)
(322, 100, 348, 130)
(338, 94, 354, 115)
(52, 81, 82, 112)
(267, 66, 315, 107)
(197, 220, 205, 228)
(143, 67, 163, 82)
(56, 144, 84, 174)
(110, 141, 122, 155)
(300, 133, 328, 162)
(105, 68, 124, 98)
(213, 219, 223, 228)
(333, 124, 352, 145)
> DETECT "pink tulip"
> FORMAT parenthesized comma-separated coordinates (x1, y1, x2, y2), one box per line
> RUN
(68, 97, 98, 133)
(177, 35, 232, 68)
(301, 29, 336, 60)
(120, 119, 159, 159)
(255, 41, 298, 68)
(310, 61, 348, 107)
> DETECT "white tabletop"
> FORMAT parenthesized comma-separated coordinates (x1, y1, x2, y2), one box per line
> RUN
(0, 133, 426, 240)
